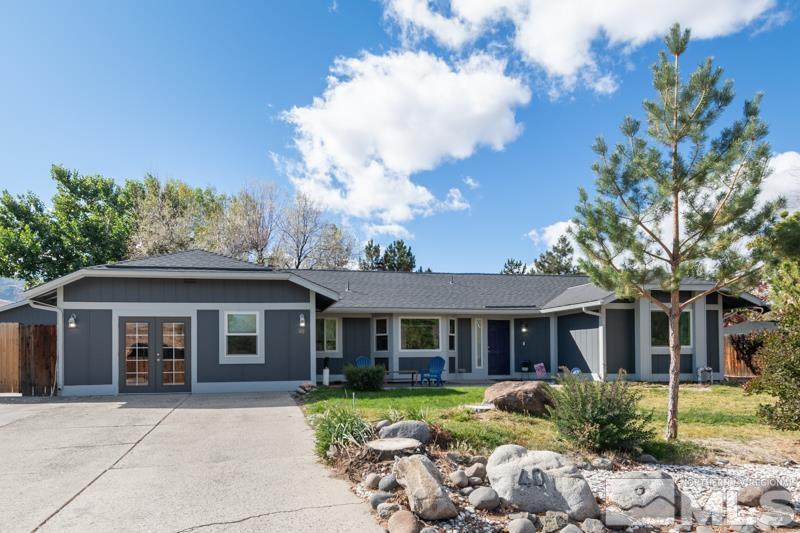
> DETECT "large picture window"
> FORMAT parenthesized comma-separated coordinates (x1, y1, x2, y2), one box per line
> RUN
(400, 318, 440, 351)
(651, 311, 692, 347)
(316, 318, 338, 352)
(225, 312, 259, 356)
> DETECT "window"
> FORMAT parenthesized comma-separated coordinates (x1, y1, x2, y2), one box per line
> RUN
(375, 318, 388, 352)
(316, 318, 338, 352)
(474, 319, 483, 369)
(448, 319, 457, 351)
(225, 312, 259, 356)
(651, 311, 692, 347)
(400, 318, 440, 350)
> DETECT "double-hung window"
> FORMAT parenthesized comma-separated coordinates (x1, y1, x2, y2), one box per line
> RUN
(316, 318, 338, 352)
(400, 318, 440, 351)
(375, 318, 388, 352)
(221, 311, 263, 364)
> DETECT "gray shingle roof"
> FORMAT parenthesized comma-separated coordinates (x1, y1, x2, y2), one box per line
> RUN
(93, 250, 271, 271)
(540, 283, 614, 310)
(293, 270, 594, 311)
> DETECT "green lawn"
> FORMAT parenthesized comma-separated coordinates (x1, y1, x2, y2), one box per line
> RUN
(302, 383, 799, 464)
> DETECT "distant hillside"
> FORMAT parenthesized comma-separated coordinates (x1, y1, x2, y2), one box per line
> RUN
(0, 278, 23, 302)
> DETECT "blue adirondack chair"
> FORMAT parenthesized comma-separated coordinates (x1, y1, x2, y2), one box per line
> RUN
(355, 356, 371, 368)
(420, 356, 446, 386)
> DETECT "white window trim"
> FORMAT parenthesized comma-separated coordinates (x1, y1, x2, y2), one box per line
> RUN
(447, 318, 457, 352)
(398, 316, 441, 352)
(316, 317, 340, 354)
(374, 317, 389, 353)
(220, 311, 264, 365)
(650, 308, 693, 353)
(474, 318, 484, 369)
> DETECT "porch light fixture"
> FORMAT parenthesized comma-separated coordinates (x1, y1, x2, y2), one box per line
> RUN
(68, 314, 77, 329)
(298, 313, 306, 329)
(520, 322, 528, 334)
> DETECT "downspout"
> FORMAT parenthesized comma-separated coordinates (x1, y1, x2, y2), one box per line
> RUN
(581, 307, 601, 317)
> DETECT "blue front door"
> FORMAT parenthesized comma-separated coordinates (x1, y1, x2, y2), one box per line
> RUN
(488, 320, 510, 375)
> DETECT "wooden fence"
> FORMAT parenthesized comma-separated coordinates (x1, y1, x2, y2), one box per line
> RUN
(0, 324, 57, 395)
(724, 334, 759, 380)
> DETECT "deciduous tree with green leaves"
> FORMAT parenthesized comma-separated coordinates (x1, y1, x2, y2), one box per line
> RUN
(572, 24, 780, 440)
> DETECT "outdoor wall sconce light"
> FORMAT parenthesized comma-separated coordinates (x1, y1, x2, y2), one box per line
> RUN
(298, 313, 306, 329)
(520, 322, 528, 334)
(68, 313, 77, 328)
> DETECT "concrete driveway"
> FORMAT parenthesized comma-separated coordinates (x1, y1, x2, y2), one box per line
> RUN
(0, 393, 380, 533)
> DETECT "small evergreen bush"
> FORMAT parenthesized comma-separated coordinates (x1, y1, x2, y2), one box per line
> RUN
(547, 369, 654, 452)
(344, 365, 385, 391)
(313, 406, 373, 459)
(746, 327, 800, 430)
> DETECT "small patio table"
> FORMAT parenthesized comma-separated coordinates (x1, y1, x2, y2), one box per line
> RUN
(384, 370, 417, 387)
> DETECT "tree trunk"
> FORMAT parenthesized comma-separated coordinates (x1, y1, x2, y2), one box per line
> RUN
(665, 292, 682, 440)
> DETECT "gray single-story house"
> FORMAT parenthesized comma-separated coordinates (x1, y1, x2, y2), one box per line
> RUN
(18, 250, 765, 396)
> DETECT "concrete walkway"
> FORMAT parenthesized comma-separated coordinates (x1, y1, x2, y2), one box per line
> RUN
(0, 393, 380, 533)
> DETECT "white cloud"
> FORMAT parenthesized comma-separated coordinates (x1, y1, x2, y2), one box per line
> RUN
(282, 50, 529, 232)
(528, 219, 573, 247)
(385, 0, 778, 93)
(364, 223, 415, 239)
(462, 176, 480, 189)
(761, 150, 800, 212)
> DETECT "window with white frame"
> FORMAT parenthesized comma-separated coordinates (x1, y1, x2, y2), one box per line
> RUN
(224, 312, 259, 356)
(375, 318, 388, 352)
(400, 318, 440, 350)
(316, 318, 338, 352)
(650, 310, 692, 348)
(448, 318, 457, 351)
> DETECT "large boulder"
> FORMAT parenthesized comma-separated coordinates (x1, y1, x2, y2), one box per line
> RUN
(487, 445, 599, 521)
(393, 454, 458, 520)
(379, 420, 432, 443)
(605, 470, 691, 521)
(387, 510, 421, 533)
(737, 479, 792, 510)
(483, 381, 554, 415)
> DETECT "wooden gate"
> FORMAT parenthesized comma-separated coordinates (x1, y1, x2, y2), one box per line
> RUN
(0, 324, 57, 395)
(724, 334, 759, 380)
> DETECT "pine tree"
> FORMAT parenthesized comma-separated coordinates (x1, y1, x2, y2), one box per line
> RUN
(383, 240, 416, 271)
(531, 236, 579, 274)
(572, 24, 780, 440)
(359, 239, 384, 270)
(501, 258, 527, 274)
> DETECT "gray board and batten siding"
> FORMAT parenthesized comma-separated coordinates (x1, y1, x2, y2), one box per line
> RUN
(62, 309, 113, 386)
(556, 313, 600, 374)
(0, 304, 56, 325)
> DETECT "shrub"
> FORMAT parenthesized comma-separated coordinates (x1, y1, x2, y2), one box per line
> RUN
(344, 365, 385, 391)
(746, 327, 800, 430)
(313, 405, 373, 459)
(547, 369, 654, 452)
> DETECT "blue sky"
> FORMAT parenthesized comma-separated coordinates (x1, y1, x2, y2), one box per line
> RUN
(1, 0, 798, 273)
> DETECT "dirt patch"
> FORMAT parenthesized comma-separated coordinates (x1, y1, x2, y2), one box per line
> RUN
(696, 436, 800, 464)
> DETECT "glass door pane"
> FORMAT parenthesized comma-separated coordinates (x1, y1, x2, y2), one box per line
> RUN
(125, 322, 150, 386)
(161, 322, 186, 386)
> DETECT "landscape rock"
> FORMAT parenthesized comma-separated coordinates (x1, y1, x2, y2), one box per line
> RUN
(483, 381, 554, 415)
(636, 453, 658, 464)
(736, 478, 792, 510)
(470, 455, 488, 465)
(366, 438, 423, 460)
(468, 486, 501, 510)
(377, 501, 400, 518)
(468, 476, 484, 486)
(756, 511, 796, 529)
(379, 474, 399, 491)
(379, 420, 432, 443)
(449, 469, 469, 488)
(580, 517, 607, 533)
(695, 527, 714, 533)
(393, 454, 458, 520)
(375, 419, 391, 430)
(459, 486, 474, 496)
(419, 528, 437, 533)
(507, 518, 536, 533)
(540, 511, 569, 533)
(605, 470, 690, 520)
(486, 445, 600, 521)
(446, 451, 470, 464)
(730, 524, 758, 533)
(365, 472, 381, 490)
(387, 509, 421, 533)
(465, 462, 486, 479)
(590, 457, 613, 470)
(369, 491, 393, 509)
(560, 525, 583, 533)
(601, 511, 633, 530)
